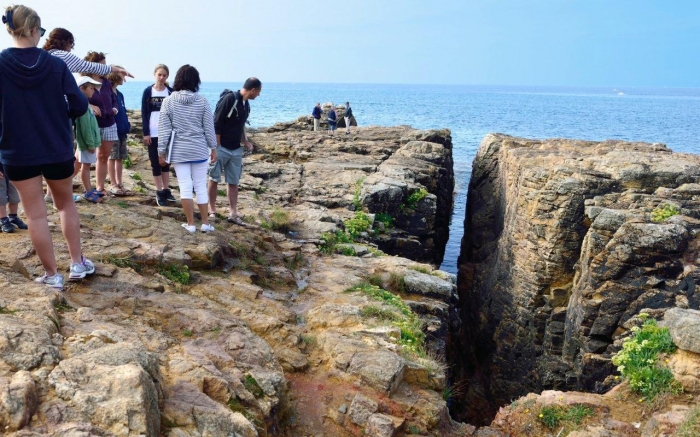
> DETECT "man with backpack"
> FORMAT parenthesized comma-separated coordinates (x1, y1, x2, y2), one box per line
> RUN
(207, 77, 262, 225)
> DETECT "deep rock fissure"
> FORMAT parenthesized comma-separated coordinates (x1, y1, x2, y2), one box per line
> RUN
(447, 134, 700, 426)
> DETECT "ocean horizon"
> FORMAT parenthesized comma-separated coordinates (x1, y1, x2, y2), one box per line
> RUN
(119, 82, 700, 274)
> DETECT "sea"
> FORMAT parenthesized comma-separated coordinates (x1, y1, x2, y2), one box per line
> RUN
(119, 82, 700, 274)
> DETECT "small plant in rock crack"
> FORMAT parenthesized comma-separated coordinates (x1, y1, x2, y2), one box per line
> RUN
(651, 204, 680, 222)
(244, 374, 264, 398)
(160, 264, 190, 285)
(404, 188, 428, 210)
(611, 314, 681, 400)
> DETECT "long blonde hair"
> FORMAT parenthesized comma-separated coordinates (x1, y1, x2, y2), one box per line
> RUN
(3, 4, 40, 38)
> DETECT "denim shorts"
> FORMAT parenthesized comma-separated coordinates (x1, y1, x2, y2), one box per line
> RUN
(208, 146, 243, 185)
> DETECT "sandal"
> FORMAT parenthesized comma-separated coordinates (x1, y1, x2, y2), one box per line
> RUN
(208, 212, 218, 219)
(110, 187, 127, 197)
(83, 189, 103, 203)
(226, 215, 245, 225)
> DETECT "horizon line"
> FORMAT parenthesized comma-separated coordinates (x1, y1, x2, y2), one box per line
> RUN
(120, 81, 700, 90)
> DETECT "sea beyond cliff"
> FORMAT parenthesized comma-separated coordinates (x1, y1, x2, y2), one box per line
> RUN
(117, 82, 700, 273)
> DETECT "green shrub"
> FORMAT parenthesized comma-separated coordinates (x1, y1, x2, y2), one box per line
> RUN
(405, 188, 428, 210)
(538, 404, 594, 430)
(353, 177, 365, 209)
(651, 204, 680, 222)
(131, 172, 142, 181)
(338, 245, 357, 256)
(102, 254, 140, 271)
(611, 315, 681, 400)
(319, 231, 352, 255)
(344, 211, 372, 239)
(217, 189, 226, 197)
(160, 264, 190, 285)
(375, 213, 394, 229)
(182, 328, 192, 337)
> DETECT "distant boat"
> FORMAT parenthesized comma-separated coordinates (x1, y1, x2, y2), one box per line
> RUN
(618, 92, 625, 96)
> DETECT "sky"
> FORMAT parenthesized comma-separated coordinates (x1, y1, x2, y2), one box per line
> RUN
(9, 0, 700, 87)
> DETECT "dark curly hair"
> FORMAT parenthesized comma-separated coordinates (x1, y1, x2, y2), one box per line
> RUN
(173, 64, 200, 93)
(84, 51, 106, 63)
(42, 27, 73, 51)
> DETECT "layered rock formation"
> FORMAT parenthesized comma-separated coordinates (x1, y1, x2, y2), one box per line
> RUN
(452, 134, 700, 424)
(247, 123, 454, 265)
(0, 116, 463, 436)
(478, 308, 700, 436)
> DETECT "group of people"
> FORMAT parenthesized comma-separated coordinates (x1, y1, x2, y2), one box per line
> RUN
(312, 101, 353, 134)
(0, 4, 261, 290)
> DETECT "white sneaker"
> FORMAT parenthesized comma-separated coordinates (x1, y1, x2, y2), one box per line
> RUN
(69, 255, 96, 280)
(201, 223, 215, 233)
(181, 223, 196, 234)
(35, 273, 64, 290)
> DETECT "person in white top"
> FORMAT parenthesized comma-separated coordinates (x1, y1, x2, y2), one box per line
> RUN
(141, 64, 174, 206)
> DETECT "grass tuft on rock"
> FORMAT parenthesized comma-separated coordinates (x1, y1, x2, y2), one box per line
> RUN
(261, 208, 291, 233)
(345, 281, 425, 356)
(538, 404, 594, 431)
(244, 374, 264, 398)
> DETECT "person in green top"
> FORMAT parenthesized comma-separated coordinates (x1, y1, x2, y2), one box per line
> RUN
(73, 76, 103, 203)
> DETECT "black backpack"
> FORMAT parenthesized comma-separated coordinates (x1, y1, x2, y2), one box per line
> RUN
(216, 89, 250, 123)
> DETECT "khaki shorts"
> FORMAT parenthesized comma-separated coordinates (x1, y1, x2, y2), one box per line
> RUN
(208, 146, 243, 185)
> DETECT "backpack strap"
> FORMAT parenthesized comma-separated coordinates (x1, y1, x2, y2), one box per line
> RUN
(226, 92, 240, 119)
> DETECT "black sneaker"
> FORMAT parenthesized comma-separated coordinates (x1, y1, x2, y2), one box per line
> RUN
(156, 190, 167, 206)
(163, 189, 177, 202)
(8, 215, 27, 229)
(1, 218, 14, 233)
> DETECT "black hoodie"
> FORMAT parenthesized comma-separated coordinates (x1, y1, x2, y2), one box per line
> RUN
(213, 89, 249, 150)
(0, 47, 87, 166)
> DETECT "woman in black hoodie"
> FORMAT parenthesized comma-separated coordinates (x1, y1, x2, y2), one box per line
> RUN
(0, 5, 95, 291)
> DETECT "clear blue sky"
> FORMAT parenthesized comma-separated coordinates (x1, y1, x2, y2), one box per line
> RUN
(12, 0, 700, 87)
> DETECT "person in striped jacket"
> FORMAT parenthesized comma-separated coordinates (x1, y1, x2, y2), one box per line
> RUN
(157, 65, 217, 234)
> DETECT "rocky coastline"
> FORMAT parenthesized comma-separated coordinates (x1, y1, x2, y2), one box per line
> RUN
(0, 112, 463, 436)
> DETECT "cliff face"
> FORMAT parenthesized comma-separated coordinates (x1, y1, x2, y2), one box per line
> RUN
(452, 134, 700, 423)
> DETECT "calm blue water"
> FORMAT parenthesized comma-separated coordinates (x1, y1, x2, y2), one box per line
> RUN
(120, 82, 700, 274)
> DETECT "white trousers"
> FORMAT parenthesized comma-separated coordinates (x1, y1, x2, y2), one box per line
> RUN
(344, 117, 351, 131)
(173, 161, 209, 204)
(313, 118, 320, 131)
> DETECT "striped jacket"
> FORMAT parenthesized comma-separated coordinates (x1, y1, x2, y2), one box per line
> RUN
(157, 91, 216, 163)
(47, 49, 111, 76)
